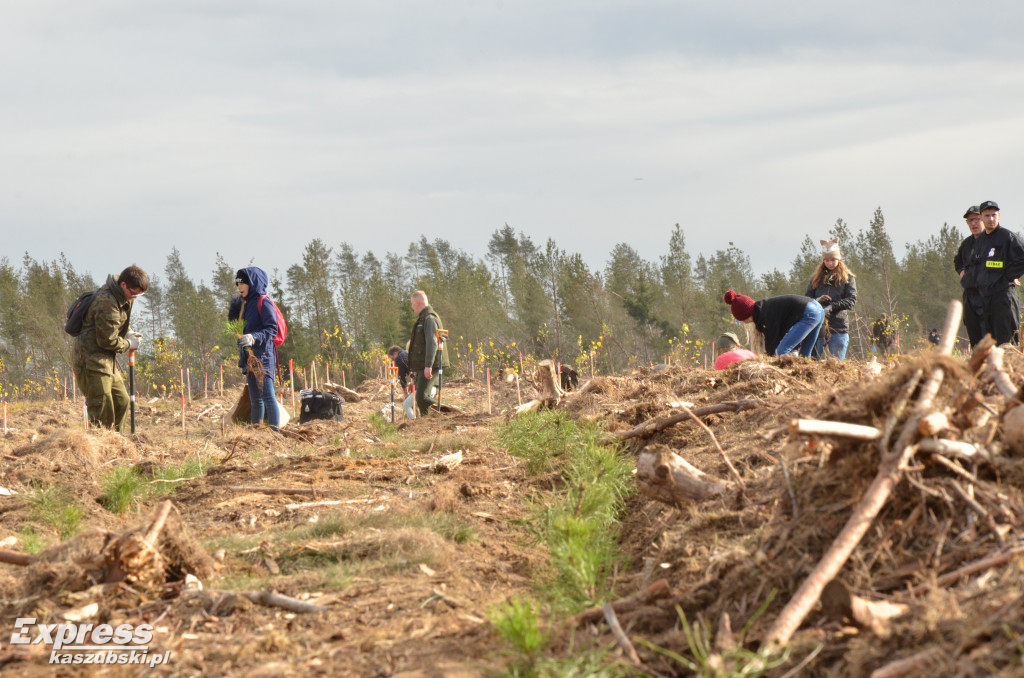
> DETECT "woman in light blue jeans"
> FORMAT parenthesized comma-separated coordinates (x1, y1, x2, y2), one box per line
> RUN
(724, 290, 824, 357)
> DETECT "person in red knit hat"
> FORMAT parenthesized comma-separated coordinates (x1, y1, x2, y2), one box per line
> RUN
(724, 290, 824, 357)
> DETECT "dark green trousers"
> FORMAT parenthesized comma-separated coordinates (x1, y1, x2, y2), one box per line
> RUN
(414, 371, 440, 416)
(76, 369, 130, 433)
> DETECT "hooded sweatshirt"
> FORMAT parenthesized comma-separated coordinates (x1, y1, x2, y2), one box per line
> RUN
(227, 266, 278, 377)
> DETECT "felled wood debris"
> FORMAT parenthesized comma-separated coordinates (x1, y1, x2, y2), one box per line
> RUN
(2, 501, 214, 594)
(321, 381, 363, 402)
(614, 301, 1024, 673)
(513, 359, 564, 416)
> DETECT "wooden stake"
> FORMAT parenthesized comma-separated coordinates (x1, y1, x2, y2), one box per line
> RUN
(83, 403, 88, 429)
(72, 372, 76, 402)
(187, 367, 192, 402)
(181, 392, 186, 431)
(219, 364, 223, 396)
(289, 359, 295, 411)
(516, 373, 522, 406)
(487, 367, 492, 415)
(326, 363, 330, 383)
(204, 371, 208, 399)
(3, 401, 6, 434)
(342, 369, 346, 388)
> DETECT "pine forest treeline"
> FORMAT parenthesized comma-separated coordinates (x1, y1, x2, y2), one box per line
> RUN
(0, 209, 971, 400)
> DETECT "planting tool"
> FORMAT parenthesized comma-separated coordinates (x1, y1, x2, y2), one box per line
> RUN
(388, 365, 399, 423)
(435, 329, 449, 411)
(129, 348, 136, 434)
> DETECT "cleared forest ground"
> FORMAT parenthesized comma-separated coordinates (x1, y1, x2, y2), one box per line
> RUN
(2, 347, 1024, 677)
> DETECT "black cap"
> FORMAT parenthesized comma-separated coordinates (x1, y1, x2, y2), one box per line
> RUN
(979, 200, 1000, 212)
(234, 269, 251, 285)
(963, 205, 980, 218)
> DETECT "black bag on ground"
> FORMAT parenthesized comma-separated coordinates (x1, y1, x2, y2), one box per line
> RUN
(298, 390, 344, 423)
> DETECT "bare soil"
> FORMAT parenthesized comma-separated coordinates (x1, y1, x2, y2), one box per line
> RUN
(1, 352, 1024, 677)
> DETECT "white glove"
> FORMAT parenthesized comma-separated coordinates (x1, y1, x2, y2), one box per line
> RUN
(127, 332, 142, 350)
(238, 334, 254, 348)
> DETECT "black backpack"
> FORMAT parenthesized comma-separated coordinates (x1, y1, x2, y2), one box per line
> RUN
(65, 289, 100, 337)
(298, 390, 344, 423)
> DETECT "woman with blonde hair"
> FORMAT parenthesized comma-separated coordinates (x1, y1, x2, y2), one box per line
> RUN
(805, 239, 857, 360)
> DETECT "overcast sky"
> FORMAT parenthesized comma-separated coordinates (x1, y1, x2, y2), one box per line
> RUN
(3, 1, 1023, 287)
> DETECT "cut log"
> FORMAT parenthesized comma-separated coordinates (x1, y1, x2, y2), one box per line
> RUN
(917, 412, 952, 437)
(980, 345, 1019, 398)
(512, 399, 543, 417)
(321, 382, 363, 402)
(432, 450, 463, 473)
(820, 580, 908, 637)
(0, 550, 36, 566)
(536, 359, 564, 405)
(636, 444, 732, 504)
(789, 419, 882, 440)
(1003, 405, 1024, 454)
(917, 437, 991, 462)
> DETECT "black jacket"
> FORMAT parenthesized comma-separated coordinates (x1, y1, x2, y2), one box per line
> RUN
(752, 294, 815, 357)
(805, 273, 857, 334)
(969, 227, 1024, 296)
(393, 350, 410, 387)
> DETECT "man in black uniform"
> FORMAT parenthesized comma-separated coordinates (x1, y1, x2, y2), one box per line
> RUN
(954, 205, 986, 347)
(971, 201, 1024, 345)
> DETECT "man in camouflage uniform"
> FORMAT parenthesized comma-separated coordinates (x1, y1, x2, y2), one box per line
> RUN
(73, 265, 149, 432)
(407, 290, 449, 416)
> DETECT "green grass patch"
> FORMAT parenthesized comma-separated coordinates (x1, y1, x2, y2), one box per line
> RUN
(368, 412, 400, 440)
(276, 546, 341, 571)
(99, 466, 146, 514)
(497, 410, 584, 475)
(28, 483, 84, 540)
(417, 512, 476, 544)
(489, 596, 548, 656)
(489, 410, 636, 674)
(18, 527, 47, 554)
(149, 457, 214, 496)
(499, 410, 633, 612)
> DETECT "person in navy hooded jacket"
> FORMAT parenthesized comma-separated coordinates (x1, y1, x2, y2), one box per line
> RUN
(228, 266, 280, 431)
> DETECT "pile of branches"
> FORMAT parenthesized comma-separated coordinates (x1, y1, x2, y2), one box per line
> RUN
(591, 302, 1024, 675)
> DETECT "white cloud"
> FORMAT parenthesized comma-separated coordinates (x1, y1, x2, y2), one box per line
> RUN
(2, 1, 1024, 286)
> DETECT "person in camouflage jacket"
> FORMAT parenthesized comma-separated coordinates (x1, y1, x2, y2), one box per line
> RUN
(407, 290, 449, 416)
(72, 265, 149, 432)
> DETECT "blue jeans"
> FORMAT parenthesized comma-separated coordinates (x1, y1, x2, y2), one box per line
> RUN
(814, 331, 850, 360)
(246, 373, 280, 431)
(775, 301, 824, 357)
